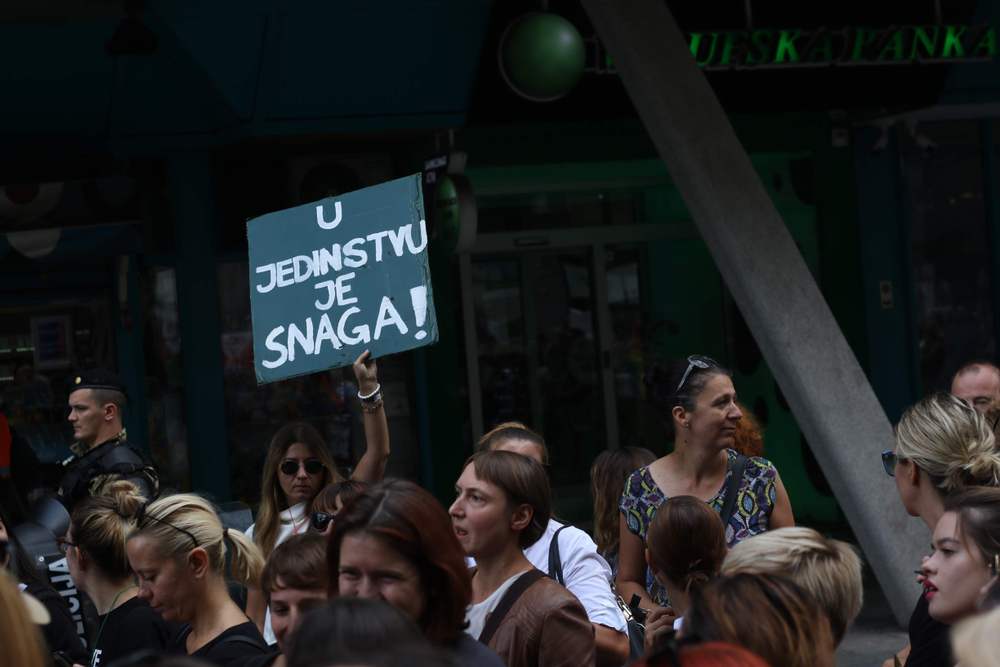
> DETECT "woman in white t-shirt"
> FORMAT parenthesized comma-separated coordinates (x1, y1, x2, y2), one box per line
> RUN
(245, 350, 390, 643)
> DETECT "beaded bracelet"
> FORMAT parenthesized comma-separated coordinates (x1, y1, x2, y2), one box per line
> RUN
(361, 398, 384, 413)
(359, 384, 381, 401)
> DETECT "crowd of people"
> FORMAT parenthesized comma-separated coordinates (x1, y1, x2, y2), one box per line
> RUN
(2, 351, 1000, 667)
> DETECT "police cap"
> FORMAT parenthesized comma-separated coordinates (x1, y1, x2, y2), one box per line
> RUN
(67, 369, 128, 396)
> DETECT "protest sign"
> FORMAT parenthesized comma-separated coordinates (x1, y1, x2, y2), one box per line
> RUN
(247, 173, 437, 384)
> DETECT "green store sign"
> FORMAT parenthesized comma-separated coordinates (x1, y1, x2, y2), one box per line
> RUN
(606, 24, 995, 70)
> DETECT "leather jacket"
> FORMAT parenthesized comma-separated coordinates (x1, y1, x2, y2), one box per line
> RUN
(482, 572, 596, 667)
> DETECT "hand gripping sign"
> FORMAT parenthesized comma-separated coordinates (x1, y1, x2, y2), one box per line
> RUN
(248, 174, 437, 383)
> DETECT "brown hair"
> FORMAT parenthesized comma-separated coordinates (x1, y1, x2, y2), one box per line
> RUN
(0, 573, 46, 667)
(945, 487, 1000, 568)
(261, 533, 329, 603)
(684, 573, 834, 667)
(463, 450, 551, 548)
(721, 527, 863, 646)
(70, 480, 146, 579)
(255, 422, 343, 559)
(731, 403, 764, 458)
(475, 421, 549, 465)
(314, 480, 369, 515)
(647, 496, 726, 597)
(591, 447, 657, 558)
(327, 480, 472, 646)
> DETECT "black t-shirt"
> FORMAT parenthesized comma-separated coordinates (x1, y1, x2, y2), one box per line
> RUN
(168, 621, 269, 667)
(24, 581, 89, 665)
(907, 592, 951, 667)
(91, 596, 178, 667)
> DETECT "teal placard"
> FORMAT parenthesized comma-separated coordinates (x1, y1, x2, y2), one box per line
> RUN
(247, 174, 437, 384)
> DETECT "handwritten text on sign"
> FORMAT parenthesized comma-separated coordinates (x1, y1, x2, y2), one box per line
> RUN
(247, 174, 437, 384)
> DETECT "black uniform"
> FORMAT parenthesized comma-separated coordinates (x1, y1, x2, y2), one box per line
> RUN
(58, 370, 158, 508)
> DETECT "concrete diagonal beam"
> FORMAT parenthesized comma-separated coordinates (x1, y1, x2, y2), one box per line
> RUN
(580, 0, 924, 625)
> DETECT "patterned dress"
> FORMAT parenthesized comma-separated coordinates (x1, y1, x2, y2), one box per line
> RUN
(618, 449, 778, 606)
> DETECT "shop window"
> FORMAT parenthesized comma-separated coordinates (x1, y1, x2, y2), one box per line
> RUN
(905, 122, 995, 394)
(142, 267, 191, 491)
(215, 262, 420, 508)
(0, 295, 117, 499)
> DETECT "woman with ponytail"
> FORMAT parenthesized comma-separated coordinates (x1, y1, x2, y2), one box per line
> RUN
(642, 496, 727, 654)
(882, 392, 1000, 667)
(127, 493, 268, 667)
(66, 481, 177, 666)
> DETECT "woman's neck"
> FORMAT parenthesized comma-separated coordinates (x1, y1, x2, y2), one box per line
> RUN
(669, 441, 728, 484)
(472, 540, 533, 601)
(917, 488, 946, 533)
(661, 580, 690, 617)
(83, 575, 138, 615)
(186, 578, 247, 648)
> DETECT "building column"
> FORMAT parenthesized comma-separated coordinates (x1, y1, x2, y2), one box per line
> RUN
(170, 153, 231, 501)
(581, 0, 924, 625)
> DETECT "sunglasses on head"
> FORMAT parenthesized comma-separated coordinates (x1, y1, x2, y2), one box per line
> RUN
(280, 459, 325, 476)
(310, 511, 335, 532)
(881, 451, 907, 477)
(676, 355, 711, 392)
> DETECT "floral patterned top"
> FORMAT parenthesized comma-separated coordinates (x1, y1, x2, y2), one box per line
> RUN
(619, 449, 778, 605)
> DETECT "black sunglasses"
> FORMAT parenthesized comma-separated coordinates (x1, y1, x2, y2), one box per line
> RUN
(135, 500, 200, 548)
(310, 511, 336, 533)
(280, 459, 325, 476)
(881, 451, 907, 477)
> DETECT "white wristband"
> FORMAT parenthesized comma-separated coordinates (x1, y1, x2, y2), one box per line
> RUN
(359, 384, 381, 401)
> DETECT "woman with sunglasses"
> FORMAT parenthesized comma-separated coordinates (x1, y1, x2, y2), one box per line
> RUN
(309, 480, 368, 534)
(245, 350, 390, 643)
(618, 357, 794, 611)
(881, 393, 1000, 667)
(127, 493, 268, 666)
(921, 487, 1000, 628)
(63, 481, 177, 667)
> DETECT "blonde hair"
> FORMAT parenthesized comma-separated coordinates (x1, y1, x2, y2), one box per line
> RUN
(255, 423, 342, 560)
(129, 494, 264, 589)
(0, 573, 46, 667)
(475, 421, 549, 465)
(721, 527, 863, 646)
(952, 606, 1000, 667)
(70, 481, 146, 579)
(895, 393, 1000, 492)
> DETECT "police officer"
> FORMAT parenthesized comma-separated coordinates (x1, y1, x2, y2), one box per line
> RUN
(58, 370, 158, 509)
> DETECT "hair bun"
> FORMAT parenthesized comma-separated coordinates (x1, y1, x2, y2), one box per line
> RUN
(107, 480, 145, 519)
(964, 449, 1000, 487)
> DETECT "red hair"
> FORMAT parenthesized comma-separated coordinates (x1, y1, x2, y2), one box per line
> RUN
(731, 402, 764, 458)
(326, 479, 471, 646)
(639, 642, 772, 667)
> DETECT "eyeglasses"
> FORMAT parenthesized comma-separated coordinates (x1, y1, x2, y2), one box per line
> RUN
(135, 500, 200, 548)
(881, 451, 907, 477)
(56, 536, 79, 554)
(990, 554, 999, 580)
(310, 511, 335, 533)
(280, 459, 325, 476)
(676, 356, 711, 392)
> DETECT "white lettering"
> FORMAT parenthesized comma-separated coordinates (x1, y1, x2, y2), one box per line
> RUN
(262, 326, 287, 369)
(49, 557, 69, 573)
(287, 318, 315, 361)
(387, 226, 409, 257)
(293, 255, 315, 283)
(317, 201, 343, 229)
(366, 230, 390, 262)
(336, 272, 358, 306)
(314, 313, 342, 354)
(343, 238, 368, 268)
(314, 281, 336, 310)
(50, 575, 73, 584)
(276, 259, 294, 287)
(406, 219, 428, 254)
(255, 264, 277, 293)
(338, 307, 371, 345)
(374, 297, 408, 340)
(318, 245, 342, 275)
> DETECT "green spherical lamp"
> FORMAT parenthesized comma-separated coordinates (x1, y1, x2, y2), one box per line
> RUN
(499, 13, 586, 102)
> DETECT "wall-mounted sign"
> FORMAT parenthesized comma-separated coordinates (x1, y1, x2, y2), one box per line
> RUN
(589, 24, 995, 73)
(30, 315, 72, 370)
(247, 174, 438, 384)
